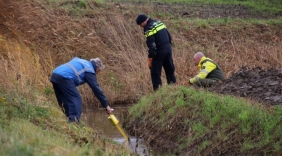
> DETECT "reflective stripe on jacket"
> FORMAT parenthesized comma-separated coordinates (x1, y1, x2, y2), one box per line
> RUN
(144, 19, 171, 58)
(144, 20, 167, 38)
(190, 57, 225, 84)
(53, 57, 95, 86)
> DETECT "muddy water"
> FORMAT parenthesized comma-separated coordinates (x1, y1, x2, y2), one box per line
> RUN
(81, 107, 163, 156)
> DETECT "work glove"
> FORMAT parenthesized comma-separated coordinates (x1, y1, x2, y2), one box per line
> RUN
(147, 58, 153, 69)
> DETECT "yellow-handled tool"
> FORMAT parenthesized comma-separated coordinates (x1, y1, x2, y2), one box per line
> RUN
(108, 114, 129, 141)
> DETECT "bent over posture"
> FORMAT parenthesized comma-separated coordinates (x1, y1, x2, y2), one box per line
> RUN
(189, 52, 225, 87)
(136, 14, 176, 91)
(50, 57, 112, 122)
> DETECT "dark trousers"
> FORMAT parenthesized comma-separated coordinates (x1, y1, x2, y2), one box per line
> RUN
(51, 79, 82, 122)
(150, 45, 176, 90)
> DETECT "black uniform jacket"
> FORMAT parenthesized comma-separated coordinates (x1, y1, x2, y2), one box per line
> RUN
(143, 18, 172, 58)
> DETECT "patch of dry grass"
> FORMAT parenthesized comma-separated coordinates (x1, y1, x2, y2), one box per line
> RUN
(0, 36, 49, 94)
(1, 0, 281, 108)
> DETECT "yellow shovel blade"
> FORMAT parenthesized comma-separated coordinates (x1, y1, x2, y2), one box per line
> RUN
(108, 114, 129, 141)
(115, 124, 129, 141)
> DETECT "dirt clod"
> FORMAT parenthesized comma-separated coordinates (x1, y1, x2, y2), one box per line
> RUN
(209, 66, 282, 105)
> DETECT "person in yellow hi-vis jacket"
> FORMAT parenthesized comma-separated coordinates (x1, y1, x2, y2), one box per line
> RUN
(189, 52, 225, 87)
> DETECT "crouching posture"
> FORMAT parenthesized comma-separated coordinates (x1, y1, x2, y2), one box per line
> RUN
(189, 52, 225, 87)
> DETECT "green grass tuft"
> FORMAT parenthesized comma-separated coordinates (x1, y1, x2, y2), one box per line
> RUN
(126, 85, 282, 154)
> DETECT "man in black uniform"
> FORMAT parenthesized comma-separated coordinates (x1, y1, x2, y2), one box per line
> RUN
(136, 14, 176, 91)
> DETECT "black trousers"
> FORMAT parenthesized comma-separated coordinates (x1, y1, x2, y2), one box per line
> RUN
(150, 45, 176, 90)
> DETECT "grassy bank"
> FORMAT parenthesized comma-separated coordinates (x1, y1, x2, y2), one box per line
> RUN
(0, 32, 130, 155)
(0, 89, 130, 156)
(125, 85, 282, 155)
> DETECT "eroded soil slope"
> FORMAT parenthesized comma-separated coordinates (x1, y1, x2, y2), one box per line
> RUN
(209, 67, 282, 105)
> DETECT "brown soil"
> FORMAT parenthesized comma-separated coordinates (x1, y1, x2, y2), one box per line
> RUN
(121, 2, 282, 155)
(209, 67, 282, 105)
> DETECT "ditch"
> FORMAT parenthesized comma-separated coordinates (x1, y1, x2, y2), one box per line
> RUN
(81, 107, 165, 156)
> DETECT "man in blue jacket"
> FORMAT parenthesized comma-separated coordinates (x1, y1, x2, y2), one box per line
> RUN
(50, 57, 112, 122)
(136, 14, 176, 91)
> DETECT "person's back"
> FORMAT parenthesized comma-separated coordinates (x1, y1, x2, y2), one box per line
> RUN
(50, 57, 112, 122)
(201, 58, 225, 81)
(52, 57, 95, 86)
(144, 18, 171, 50)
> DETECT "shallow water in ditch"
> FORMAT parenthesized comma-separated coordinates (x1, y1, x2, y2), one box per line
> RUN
(81, 107, 163, 156)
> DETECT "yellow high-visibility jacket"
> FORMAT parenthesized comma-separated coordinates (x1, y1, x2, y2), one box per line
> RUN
(189, 56, 224, 84)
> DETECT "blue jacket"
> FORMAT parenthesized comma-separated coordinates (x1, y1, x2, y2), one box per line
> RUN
(53, 57, 94, 86)
(51, 57, 109, 108)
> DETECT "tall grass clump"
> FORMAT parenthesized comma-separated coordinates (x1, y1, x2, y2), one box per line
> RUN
(125, 85, 282, 155)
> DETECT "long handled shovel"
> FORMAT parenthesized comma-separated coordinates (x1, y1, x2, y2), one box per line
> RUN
(108, 114, 129, 141)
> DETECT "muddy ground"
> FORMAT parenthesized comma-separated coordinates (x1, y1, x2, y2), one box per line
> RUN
(148, 2, 282, 106)
(140, 2, 282, 105)
(121, 2, 282, 155)
(120, 2, 282, 19)
(209, 67, 282, 105)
